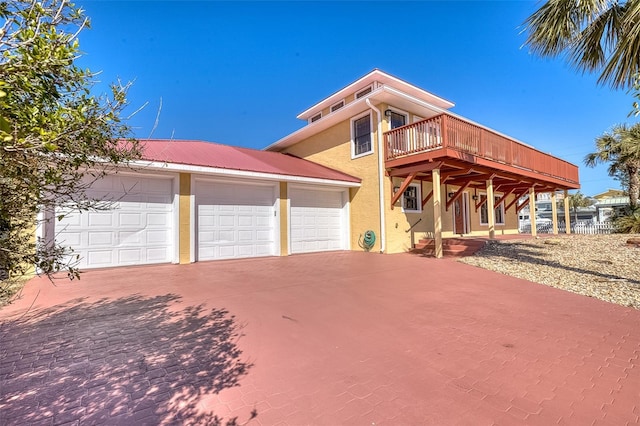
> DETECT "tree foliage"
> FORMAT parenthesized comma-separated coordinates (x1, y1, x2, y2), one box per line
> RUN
(584, 123, 640, 208)
(523, 0, 640, 89)
(0, 0, 140, 282)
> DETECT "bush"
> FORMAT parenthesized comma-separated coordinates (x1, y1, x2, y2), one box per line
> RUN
(613, 208, 640, 233)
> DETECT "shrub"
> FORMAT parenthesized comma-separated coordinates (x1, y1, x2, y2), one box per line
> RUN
(613, 208, 640, 233)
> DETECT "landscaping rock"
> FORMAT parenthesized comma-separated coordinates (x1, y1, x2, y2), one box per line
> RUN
(459, 234, 640, 310)
(626, 237, 640, 246)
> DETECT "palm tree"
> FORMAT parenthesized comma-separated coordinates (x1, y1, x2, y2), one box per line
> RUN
(523, 0, 640, 89)
(564, 191, 594, 222)
(585, 123, 640, 208)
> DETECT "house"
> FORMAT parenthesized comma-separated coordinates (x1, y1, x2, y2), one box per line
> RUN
(266, 70, 580, 256)
(525, 193, 597, 224)
(593, 189, 630, 221)
(41, 69, 580, 269)
(41, 140, 361, 269)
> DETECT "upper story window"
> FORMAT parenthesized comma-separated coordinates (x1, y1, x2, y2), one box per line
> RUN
(387, 109, 407, 129)
(479, 194, 505, 225)
(309, 113, 322, 123)
(355, 85, 373, 99)
(351, 112, 372, 158)
(330, 100, 345, 113)
(402, 183, 421, 213)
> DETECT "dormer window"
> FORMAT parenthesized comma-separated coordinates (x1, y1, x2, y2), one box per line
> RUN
(330, 100, 345, 113)
(355, 85, 373, 99)
(309, 113, 322, 123)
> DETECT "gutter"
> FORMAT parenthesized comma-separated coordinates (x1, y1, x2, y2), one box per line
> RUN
(366, 98, 386, 253)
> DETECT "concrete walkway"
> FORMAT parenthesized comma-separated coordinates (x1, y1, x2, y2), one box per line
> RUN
(1, 252, 639, 425)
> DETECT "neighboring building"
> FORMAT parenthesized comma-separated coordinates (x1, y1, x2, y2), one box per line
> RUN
(593, 189, 630, 222)
(266, 69, 580, 255)
(41, 69, 581, 268)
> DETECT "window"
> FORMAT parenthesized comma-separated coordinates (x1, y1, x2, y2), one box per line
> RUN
(479, 194, 505, 225)
(402, 183, 421, 213)
(309, 113, 322, 123)
(330, 100, 345, 113)
(351, 113, 372, 158)
(389, 111, 406, 129)
(355, 85, 373, 99)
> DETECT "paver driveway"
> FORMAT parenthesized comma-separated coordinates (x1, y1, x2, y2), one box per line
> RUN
(1, 252, 639, 425)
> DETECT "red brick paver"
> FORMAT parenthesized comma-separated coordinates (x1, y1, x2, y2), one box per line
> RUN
(1, 252, 639, 425)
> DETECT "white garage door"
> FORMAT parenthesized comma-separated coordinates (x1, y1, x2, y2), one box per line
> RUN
(55, 175, 175, 269)
(290, 188, 347, 254)
(196, 181, 276, 261)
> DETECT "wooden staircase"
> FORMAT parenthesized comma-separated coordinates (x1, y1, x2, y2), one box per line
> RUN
(411, 237, 488, 258)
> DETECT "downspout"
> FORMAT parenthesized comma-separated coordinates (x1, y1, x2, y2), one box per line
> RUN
(366, 98, 386, 253)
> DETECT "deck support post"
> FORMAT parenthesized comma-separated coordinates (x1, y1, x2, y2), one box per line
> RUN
(432, 168, 443, 258)
(486, 178, 495, 239)
(529, 187, 537, 237)
(564, 190, 571, 234)
(551, 191, 559, 234)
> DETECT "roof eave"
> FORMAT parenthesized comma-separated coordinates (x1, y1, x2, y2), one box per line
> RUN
(296, 69, 455, 121)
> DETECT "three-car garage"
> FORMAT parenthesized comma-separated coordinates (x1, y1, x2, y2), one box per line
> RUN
(48, 174, 354, 269)
(44, 139, 360, 269)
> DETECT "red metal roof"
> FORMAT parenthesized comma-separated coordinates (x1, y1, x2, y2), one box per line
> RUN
(137, 139, 361, 183)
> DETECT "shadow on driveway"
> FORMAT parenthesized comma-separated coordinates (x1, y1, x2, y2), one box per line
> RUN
(0, 294, 255, 425)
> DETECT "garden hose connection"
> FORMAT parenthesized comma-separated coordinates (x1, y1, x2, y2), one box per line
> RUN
(358, 230, 376, 252)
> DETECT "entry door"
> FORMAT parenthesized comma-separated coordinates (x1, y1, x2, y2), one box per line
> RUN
(453, 192, 470, 234)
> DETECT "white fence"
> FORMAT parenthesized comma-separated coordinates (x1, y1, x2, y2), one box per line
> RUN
(519, 221, 615, 235)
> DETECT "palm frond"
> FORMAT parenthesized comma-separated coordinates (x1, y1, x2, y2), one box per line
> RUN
(524, 0, 640, 89)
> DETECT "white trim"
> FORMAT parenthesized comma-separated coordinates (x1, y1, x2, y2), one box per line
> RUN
(366, 99, 386, 253)
(330, 99, 345, 113)
(129, 160, 360, 188)
(401, 182, 422, 213)
(171, 175, 181, 264)
(296, 69, 454, 120)
(355, 84, 373, 99)
(452, 192, 471, 234)
(266, 87, 383, 151)
(412, 115, 424, 123)
(189, 174, 196, 263)
(309, 112, 322, 123)
(386, 106, 409, 130)
(350, 111, 374, 159)
(479, 192, 505, 226)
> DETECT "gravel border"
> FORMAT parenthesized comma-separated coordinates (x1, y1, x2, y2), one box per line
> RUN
(458, 234, 640, 310)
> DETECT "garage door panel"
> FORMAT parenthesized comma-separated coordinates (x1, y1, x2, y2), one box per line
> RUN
(219, 214, 235, 226)
(54, 175, 174, 269)
(87, 250, 113, 266)
(290, 188, 346, 254)
(196, 181, 276, 261)
(118, 249, 142, 263)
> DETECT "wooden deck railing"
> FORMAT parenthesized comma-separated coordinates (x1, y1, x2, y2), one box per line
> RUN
(384, 113, 579, 185)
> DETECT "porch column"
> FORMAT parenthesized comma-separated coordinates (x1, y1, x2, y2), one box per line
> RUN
(551, 191, 559, 234)
(432, 168, 443, 258)
(486, 178, 495, 239)
(564, 189, 571, 234)
(529, 187, 537, 237)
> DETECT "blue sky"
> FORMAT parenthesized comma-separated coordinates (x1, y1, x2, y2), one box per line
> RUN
(76, 0, 638, 196)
